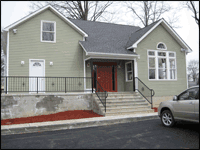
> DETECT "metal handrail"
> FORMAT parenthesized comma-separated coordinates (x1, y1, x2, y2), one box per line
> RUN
(135, 77, 155, 109)
(95, 80, 107, 112)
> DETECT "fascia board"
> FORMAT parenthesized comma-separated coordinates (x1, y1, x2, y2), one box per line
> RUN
(4, 5, 88, 37)
(129, 19, 192, 53)
(161, 20, 192, 53)
(129, 19, 163, 49)
(49, 6, 88, 37)
(88, 52, 139, 58)
(79, 42, 88, 55)
(4, 5, 50, 31)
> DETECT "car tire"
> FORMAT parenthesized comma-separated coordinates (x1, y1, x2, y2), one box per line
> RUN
(161, 110, 175, 127)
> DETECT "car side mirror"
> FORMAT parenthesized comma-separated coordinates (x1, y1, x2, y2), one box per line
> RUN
(173, 95, 178, 101)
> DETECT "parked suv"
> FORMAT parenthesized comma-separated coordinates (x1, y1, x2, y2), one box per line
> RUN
(158, 86, 199, 127)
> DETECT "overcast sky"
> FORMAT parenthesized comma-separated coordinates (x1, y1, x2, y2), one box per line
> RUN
(1, 1, 199, 66)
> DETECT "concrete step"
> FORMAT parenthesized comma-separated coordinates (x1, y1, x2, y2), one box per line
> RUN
(94, 92, 140, 97)
(104, 106, 151, 112)
(97, 99, 147, 104)
(105, 109, 154, 116)
(99, 102, 149, 108)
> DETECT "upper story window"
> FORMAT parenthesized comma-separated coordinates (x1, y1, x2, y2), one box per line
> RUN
(157, 42, 167, 50)
(41, 20, 56, 43)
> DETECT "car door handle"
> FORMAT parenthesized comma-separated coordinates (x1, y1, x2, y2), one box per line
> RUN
(189, 101, 193, 104)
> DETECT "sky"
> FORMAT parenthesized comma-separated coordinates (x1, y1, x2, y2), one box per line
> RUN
(1, 1, 199, 66)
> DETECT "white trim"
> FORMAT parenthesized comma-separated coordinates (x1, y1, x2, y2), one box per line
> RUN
(88, 52, 139, 57)
(147, 49, 177, 81)
(185, 51, 188, 89)
(157, 42, 167, 50)
(161, 19, 192, 52)
(134, 58, 138, 90)
(84, 54, 86, 91)
(29, 59, 45, 94)
(128, 19, 192, 52)
(125, 61, 133, 82)
(6, 31, 9, 93)
(4, 5, 88, 38)
(86, 56, 138, 60)
(79, 42, 88, 55)
(41, 20, 56, 43)
(129, 19, 163, 49)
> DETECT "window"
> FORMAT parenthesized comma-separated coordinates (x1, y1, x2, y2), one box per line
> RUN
(157, 42, 167, 50)
(125, 61, 133, 81)
(178, 87, 199, 100)
(41, 20, 56, 42)
(148, 50, 176, 80)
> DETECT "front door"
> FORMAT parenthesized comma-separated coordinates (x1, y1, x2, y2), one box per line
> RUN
(94, 62, 117, 92)
(29, 59, 45, 93)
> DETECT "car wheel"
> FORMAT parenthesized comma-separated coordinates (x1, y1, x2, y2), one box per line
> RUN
(161, 110, 175, 127)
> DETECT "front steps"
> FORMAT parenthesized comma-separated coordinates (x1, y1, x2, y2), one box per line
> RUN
(94, 92, 154, 116)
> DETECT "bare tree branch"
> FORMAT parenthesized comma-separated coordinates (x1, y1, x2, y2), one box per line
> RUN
(187, 60, 199, 83)
(29, 1, 114, 21)
(124, 1, 179, 28)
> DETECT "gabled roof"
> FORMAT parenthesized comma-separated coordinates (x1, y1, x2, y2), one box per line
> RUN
(69, 18, 140, 55)
(4, 5, 88, 37)
(4, 5, 192, 55)
(126, 18, 192, 53)
(126, 19, 161, 49)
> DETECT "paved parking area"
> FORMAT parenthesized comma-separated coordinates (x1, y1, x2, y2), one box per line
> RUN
(1, 119, 199, 149)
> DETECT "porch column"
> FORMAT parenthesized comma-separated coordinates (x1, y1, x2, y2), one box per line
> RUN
(90, 59, 93, 93)
(132, 60, 135, 92)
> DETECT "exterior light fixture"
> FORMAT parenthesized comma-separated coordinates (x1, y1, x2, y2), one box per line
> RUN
(13, 29, 17, 34)
(21, 61, 24, 65)
(50, 62, 53, 66)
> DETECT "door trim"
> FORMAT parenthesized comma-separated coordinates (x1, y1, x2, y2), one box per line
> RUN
(29, 59, 45, 93)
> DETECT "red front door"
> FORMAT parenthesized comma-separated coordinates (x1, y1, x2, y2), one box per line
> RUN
(94, 62, 117, 92)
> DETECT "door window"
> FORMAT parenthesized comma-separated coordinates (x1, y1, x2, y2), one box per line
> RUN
(178, 87, 199, 100)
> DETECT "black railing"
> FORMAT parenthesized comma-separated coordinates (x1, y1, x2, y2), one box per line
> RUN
(95, 80, 107, 112)
(1, 76, 108, 112)
(135, 77, 155, 109)
(1, 76, 93, 93)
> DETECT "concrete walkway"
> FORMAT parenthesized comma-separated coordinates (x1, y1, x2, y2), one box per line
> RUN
(1, 113, 159, 135)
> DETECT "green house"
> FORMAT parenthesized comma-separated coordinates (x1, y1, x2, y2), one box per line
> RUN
(3, 5, 192, 107)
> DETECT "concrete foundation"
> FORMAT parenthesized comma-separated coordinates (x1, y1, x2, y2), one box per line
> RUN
(1, 93, 104, 120)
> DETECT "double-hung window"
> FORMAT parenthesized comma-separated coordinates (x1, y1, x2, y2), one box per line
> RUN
(148, 50, 176, 80)
(41, 20, 56, 42)
(125, 61, 133, 81)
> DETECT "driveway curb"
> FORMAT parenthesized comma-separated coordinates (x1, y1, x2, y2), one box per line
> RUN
(1, 113, 159, 135)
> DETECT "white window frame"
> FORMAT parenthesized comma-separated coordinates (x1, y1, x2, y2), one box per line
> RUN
(157, 42, 167, 50)
(41, 20, 56, 43)
(147, 50, 177, 81)
(125, 61, 133, 82)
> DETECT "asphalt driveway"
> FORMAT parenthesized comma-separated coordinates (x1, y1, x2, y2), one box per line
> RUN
(1, 119, 199, 149)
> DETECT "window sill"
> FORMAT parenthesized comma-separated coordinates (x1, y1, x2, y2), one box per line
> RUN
(148, 79, 177, 81)
(126, 80, 133, 82)
(41, 40, 56, 43)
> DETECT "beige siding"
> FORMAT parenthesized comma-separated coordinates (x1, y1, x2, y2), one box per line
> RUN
(136, 24, 187, 97)
(9, 9, 84, 77)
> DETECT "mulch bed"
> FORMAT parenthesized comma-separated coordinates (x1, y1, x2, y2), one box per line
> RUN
(1, 110, 103, 126)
